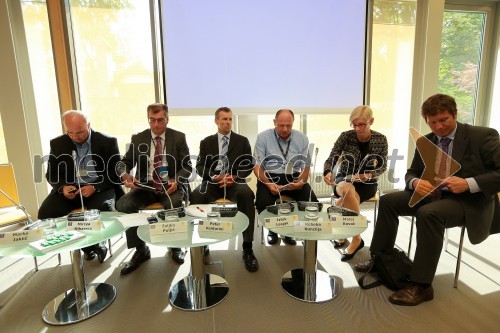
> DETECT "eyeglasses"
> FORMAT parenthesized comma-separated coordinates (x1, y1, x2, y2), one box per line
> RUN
(66, 130, 87, 137)
(148, 117, 166, 124)
(350, 123, 367, 129)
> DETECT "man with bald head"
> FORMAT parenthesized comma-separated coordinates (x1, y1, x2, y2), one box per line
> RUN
(254, 109, 318, 245)
(38, 110, 123, 262)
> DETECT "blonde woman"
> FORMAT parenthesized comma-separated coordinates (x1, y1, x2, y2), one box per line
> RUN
(323, 106, 388, 261)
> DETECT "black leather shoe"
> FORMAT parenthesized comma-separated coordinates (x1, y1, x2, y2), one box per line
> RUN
(242, 249, 259, 272)
(341, 239, 364, 261)
(333, 239, 347, 249)
(389, 283, 434, 306)
(354, 258, 376, 273)
(95, 244, 108, 263)
(267, 231, 279, 245)
(84, 252, 96, 260)
(171, 248, 185, 265)
(283, 236, 297, 246)
(121, 247, 151, 275)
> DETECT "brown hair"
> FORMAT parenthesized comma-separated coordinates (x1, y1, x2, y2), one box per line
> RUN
(421, 94, 457, 118)
(215, 107, 232, 119)
(147, 103, 168, 117)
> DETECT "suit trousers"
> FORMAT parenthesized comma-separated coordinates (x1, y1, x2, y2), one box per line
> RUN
(37, 188, 116, 254)
(370, 190, 465, 284)
(255, 173, 318, 214)
(190, 181, 256, 243)
(115, 188, 183, 249)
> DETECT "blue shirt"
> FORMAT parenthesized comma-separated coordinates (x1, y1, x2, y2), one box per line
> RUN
(254, 128, 311, 174)
(75, 129, 98, 185)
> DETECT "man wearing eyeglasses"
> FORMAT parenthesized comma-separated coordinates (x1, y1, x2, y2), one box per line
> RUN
(38, 110, 124, 263)
(116, 103, 192, 275)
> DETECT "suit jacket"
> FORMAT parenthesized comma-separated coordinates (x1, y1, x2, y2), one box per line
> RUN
(405, 122, 500, 244)
(46, 130, 124, 198)
(195, 131, 253, 183)
(118, 128, 192, 185)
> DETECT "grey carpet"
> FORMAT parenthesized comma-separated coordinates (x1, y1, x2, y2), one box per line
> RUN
(1, 208, 499, 333)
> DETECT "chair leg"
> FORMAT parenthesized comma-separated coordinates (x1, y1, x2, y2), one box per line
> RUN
(108, 238, 113, 257)
(58, 253, 61, 265)
(33, 256, 38, 272)
(373, 198, 378, 225)
(454, 226, 466, 288)
(445, 228, 450, 252)
(408, 217, 415, 258)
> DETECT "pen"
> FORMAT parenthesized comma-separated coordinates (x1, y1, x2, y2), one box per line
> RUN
(197, 206, 204, 212)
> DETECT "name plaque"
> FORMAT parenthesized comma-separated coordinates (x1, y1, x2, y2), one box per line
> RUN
(264, 215, 298, 228)
(149, 221, 188, 235)
(294, 221, 332, 233)
(66, 220, 105, 232)
(0, 229, 43, 245)
(329, 214, 367, 228)
(198, 220, 233, 233)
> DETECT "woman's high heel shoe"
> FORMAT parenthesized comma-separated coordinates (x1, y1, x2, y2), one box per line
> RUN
(340, 239, 364, 261)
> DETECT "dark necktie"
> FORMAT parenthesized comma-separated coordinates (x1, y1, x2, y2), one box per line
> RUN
(221, 135, 229, 173)
(153, 136, 163, 190)
(433, 137, 452, 200)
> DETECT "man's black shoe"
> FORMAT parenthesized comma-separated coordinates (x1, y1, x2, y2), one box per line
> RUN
(121, 247, 151, 275)
(171, 248, 185, 264)
(95, 244, 108, 263)
(242, 249, 259, 272)
(267, 231, 279, 245)
(84, 252, 96, 260)
(283, 236, 297, 246)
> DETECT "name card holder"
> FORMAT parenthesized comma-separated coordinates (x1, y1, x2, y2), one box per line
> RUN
(263, 215, 298, 229)
(0, 229, 43, 245)
(149, 221, 188, 235)
(294, 221, 333, 234)
(66, 220, 105, 232)
(198, 220, 233, 233)
(329, 214, 367, 228)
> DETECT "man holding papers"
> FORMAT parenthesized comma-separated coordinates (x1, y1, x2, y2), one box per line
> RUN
(116, 103, 192, 275)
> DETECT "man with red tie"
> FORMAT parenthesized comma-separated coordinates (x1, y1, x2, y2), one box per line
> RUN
(116, 103, 192, 275)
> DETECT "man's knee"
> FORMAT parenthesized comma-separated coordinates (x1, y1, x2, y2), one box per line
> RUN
(115, 194, 136, 213)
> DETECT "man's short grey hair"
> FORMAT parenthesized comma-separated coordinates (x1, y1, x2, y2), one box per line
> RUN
(62, 110, 89, 124)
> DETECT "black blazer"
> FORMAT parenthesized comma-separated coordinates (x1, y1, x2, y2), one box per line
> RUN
(195, 131, 253, 184)
(46, 130, 124, 198)
(406, 122, 500, 243)
(118, 128, 192, 184)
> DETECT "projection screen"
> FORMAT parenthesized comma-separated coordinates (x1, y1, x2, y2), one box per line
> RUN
(161, 0, 368, 115)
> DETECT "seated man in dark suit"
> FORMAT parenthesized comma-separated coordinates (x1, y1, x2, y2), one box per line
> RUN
(38, 110, 124, 263)
(355, 94, 500, 305)
(116, 103, 192, 275)
(190, 107, 258, 272)
(253, 109, 319, 245)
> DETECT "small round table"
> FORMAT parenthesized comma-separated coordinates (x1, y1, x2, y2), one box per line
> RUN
(137, 210, 248, 311)
(259, 204, 366, 303)
(0, 212, 125, 325)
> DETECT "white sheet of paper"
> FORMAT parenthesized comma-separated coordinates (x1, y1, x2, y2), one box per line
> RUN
(115, 212, 151, 228)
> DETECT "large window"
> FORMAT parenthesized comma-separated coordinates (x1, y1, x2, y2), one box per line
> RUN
(69, 0, 156, 153)
(21, 0, 61, 157)
(439, 7, 488, 125)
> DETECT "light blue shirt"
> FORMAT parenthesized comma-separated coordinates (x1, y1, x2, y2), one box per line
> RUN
(253, 128, 311, 174)
(409, 125, 479, 193)
(75, 129, 98, 184)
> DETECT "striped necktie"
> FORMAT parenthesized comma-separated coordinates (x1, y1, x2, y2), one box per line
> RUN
(221, 135, 229, 173)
